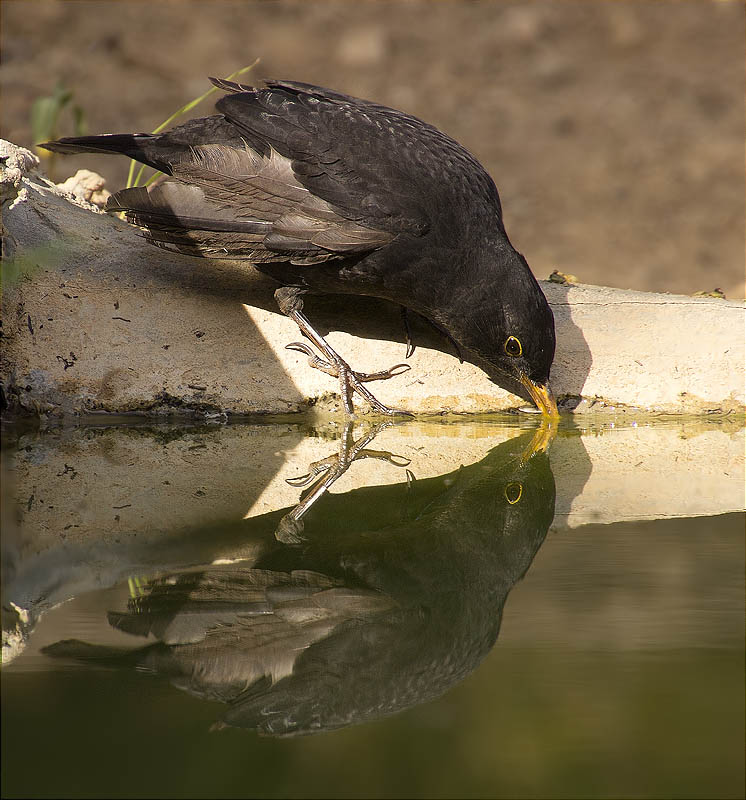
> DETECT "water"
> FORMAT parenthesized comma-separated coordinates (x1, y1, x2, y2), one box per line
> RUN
(2, 416, 744, 799)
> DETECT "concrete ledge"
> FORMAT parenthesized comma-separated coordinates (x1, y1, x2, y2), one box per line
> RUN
(2, 140, 744, 416)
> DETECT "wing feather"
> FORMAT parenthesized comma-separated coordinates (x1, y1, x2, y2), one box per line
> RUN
(107, 141, 393, 260)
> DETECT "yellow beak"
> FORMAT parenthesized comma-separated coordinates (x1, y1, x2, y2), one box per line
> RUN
(519, 374, 559, 418)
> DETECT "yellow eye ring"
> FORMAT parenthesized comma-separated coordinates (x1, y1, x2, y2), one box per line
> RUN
(504, 336, 522, 357)
(504, 482, 523, 504)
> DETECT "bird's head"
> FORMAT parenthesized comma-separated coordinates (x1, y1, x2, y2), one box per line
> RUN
(459, 246, 558, 417)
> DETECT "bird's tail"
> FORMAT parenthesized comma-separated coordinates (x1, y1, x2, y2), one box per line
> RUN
(38, 133, 166, 173)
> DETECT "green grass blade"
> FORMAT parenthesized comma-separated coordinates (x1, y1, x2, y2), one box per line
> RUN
(126, 59, 259, 188)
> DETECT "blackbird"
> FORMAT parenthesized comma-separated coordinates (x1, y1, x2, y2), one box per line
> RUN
(41, 78, 558, 416)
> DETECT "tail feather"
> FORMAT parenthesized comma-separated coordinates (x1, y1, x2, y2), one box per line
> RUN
(38, 115, 249, 173)
(106, 184, 271, 233)
(105, 184, 276, 260)
(38, 133, 168, 173)
(38, 133, 145, 155)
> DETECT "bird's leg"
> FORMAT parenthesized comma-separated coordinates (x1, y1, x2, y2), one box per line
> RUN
(275, 287, 412, 416)
(400, 306, 416, 359)
(398, 306, 463, 364)
(284, 342, 410, 384)
(275, 420, 411, 543)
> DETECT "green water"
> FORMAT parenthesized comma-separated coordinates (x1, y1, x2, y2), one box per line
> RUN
(2, 417, 744, 799)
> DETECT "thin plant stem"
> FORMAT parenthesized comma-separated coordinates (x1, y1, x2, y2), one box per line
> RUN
(126, 59, 259, 189)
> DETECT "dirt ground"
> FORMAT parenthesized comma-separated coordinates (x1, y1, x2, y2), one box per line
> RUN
(2, 0, 744, 298)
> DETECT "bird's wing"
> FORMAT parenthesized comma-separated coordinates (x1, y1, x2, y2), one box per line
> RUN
(106, 138, 394, 263)
(104, 78, 476, 262)
(213, 79, 435, 236)
(46, 80, 496, 263)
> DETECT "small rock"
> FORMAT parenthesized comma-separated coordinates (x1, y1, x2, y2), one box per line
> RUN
(0, 140, 40, 202)
(56, 169, 111, 208)
(549, 270, 578, 285)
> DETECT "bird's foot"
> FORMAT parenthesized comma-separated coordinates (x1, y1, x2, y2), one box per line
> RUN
(276, 421, 411, 543)
(285, 444, 411, 490)
(285, 341, 412, 416)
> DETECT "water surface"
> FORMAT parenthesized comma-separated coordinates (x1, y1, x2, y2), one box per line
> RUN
(2, 417, 743, 799)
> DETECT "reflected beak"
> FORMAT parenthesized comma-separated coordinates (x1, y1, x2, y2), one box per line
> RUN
(521, 418, 558, 462)
(519, 374, 559, 418)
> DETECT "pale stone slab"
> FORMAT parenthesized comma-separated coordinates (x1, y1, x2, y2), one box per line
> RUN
(2, 140, 744, 416)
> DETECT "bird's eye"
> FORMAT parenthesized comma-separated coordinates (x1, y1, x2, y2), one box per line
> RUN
(504, 336, 522, 357)
(504, 482, 523, 504)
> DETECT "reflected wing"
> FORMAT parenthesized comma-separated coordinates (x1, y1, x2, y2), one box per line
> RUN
(105, 565, 395, 694)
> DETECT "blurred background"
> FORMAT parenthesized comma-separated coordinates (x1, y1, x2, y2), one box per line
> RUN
(1, 0, 744, 298)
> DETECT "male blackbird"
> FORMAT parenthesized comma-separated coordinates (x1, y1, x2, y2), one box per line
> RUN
(41, 79, 558, 416)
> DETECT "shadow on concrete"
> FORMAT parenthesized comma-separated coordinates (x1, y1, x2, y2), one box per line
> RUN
(161, 252, 595, 410)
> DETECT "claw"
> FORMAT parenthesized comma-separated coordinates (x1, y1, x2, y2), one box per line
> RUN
(353, 448, 413, 467)
(370, 363, 412, 380)
(392, 406, 415, 417)
(285, 341, 315, 355)
(353, 363, 412, 383)
(285, 471, 316, 488)
(286, 341, 338, 377)
(401, 306, 416, 359)
(365, 400, 414, 417)
(285, 456, 336, 487)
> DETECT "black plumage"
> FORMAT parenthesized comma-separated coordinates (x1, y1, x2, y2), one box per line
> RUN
(41, 78, 557, 415)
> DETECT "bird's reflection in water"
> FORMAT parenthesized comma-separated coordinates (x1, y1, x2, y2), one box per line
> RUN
(276, 420, 413, 544)
(45, 424, 556, 736)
